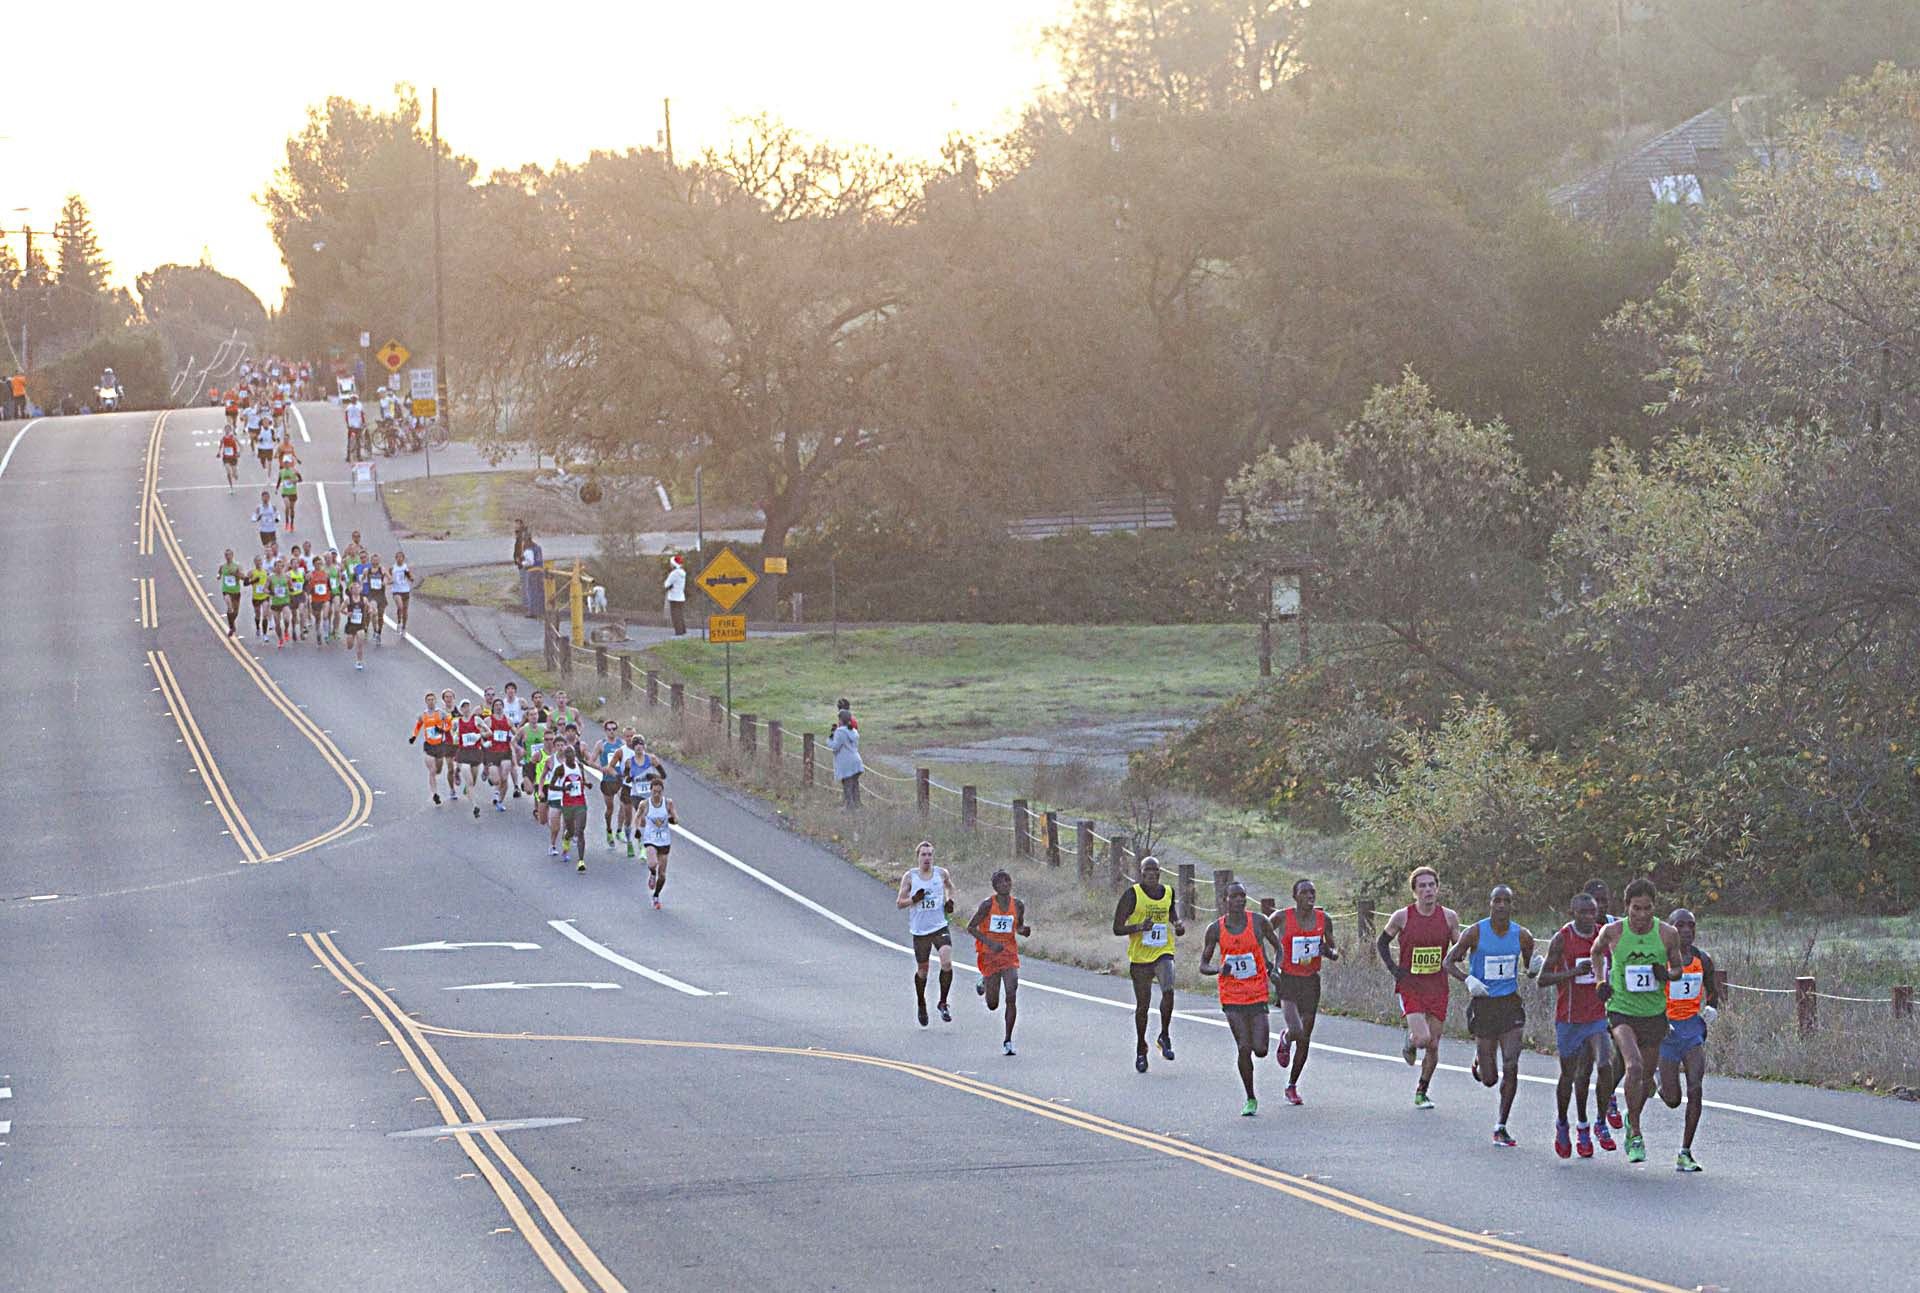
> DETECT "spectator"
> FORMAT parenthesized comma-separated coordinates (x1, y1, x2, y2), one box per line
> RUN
(664, 554, 687, 636)
(837, 697, 857, 731)
(520, 531, 545, 619)
(511, 519, 530, 568)
(10, 373, 26, 420)
(827, 710, 864, 809)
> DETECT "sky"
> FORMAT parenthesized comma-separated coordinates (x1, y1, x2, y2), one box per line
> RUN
(3, 0, 1066, 309)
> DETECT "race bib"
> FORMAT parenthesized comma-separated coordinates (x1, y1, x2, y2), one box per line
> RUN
(1670, 973, 1703, 1001)
(1290, 935, 1322, 963)
(1623, 963, 1657, 993)
(918, 893, 939, 910)
(370, 578, 383, 590)
(1223, 952, 1258, 979)
(1573, 960, 1597, 985)
(989, 915, 1015, 935)
(222, 576, 239, 592)
(1142, 922, 1169, 948)
(1410, 945, 1443, 975)
(1483, 954, 1518, 982)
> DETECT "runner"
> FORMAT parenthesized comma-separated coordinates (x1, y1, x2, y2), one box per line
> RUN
(1377, 866, 1459, 1109)
(364, 558, 388, 642)
(215, 549, 244, 637)
(1537, 891, 1617, 1158)
(618, 733, 661, 857)
(546, 744, 590, 870)
(267, 559, 291, 646)
(637, 772, 676, 909)
(307, 553, 333, 644)
(518, 700, 549, 805)
(596, 720, 627, 849)
(1199, 881, 1281, 1115)
(251, 408, 274, 473)
(485, 700, 514, 811)
(1590, 877, 1685, 1164)
(216, 426, 241, 492)
(1656, 908, 1719, 1172)
(340, 586, 371, 669)
(285, 555, 307, 641)
(1113, 855, 1185, 1072)
(246, 556, 271, 640)
(408, 693, 452, 804)
(277, 456, 301, 532)
(896, 840, 957, 1026)
(251, 491, 279, 556)
(453, 701, 484, 810)
(966, 869, 1029, 1056)
(1444, 885, 1537, 1147)
(537, 740, 564, 852)
(1272, 877, 1339, 1105)
(388, 550, 414, 639)
(1585, 878, 1623, 1132)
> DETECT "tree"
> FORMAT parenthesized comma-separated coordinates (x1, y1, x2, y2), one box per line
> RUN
(52, 194, 109, 294)
(1045, 0, 1307, 118)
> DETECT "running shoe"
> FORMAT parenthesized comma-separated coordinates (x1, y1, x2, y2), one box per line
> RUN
(1595, 1124, 1617, 1153)
(938, 1003, 952, 1023)
(1675, 1149, 1702, 1173)
(917, 1002, 929, 1027)
(1576, 1125, 1594, 1158)
(1241, 1098, 1258, 1117)
(1135, 1050, 1149, 1074)
(651, 897, 661, 911)
(976, 980, 987, 998)
(1413, 1090, 1435, 1110)
(1274, 1030, 1291, 1069)
(626, 841, 636, 858)
(1402, 1036, 1418, 1066)
(354, 661, 363, 670)
(473, 804, 481, 819)
(1157, 1034, 1175, 1062)
(1003, 1041, 1016, 1057)
(548, 846, 559, 858)
(1606, 1095, 1623, 1130)
(1492, 1127, 1517, 1149)
(1472, 1056, 1482, 1084)
(1554, 1120, 1572, 1159)
(1284, 1086, 1303, 1106)
(1625, 1131, 1646, 1164)
(494, 800, 506, 813)
(606, 831, 615, 849)
(432, 793, 442, 806)
(577, 859, 587, 873)
(511, 787, 521, 799)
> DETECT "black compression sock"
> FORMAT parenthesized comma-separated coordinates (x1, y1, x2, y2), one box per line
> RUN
(1290, 1036, 1312, 1085)
(914, 974, 927, 1005)
(938, 969, 953, 1007)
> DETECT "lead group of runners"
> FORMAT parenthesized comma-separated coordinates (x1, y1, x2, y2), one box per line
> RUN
(902, 850, 1718, 1172)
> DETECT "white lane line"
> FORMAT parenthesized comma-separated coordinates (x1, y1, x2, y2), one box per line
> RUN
(369, 605, 1918, 1153)
(290, 401, 311, 444)
(316, 480, 337, 552)
(546, 919, 714, 997)
(386, 614, 485, 694)
(0, 1120, 9, 1135)
(0, 418, 44, 481)
(0, 1087, 10, 1099)
(384, 940, 541, 952)
(444, 981, 620, 992)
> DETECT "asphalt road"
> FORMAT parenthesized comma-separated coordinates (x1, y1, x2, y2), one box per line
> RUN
(2, 406, 1917, 1292)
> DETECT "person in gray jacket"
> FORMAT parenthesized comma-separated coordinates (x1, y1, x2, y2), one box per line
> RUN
(827, 711, 864, 808)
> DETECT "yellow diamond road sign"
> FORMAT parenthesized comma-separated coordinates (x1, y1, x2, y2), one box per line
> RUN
(376, 340, 410, 372)
(695, 547, 757, 612)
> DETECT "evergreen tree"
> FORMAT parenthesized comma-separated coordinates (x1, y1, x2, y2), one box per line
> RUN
(52, 194, 109, 294)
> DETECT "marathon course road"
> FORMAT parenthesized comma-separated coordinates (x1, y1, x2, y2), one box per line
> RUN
(1, 406, 1916, 1291)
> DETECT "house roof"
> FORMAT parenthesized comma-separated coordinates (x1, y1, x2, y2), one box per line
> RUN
(1549, 107, 1741, 226)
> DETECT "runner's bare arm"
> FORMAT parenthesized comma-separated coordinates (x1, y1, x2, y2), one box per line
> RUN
(1112, 889, 1141, 936)
(1015, 896, 1030, 936)
(1322, 914, 1339, 960)
(966, 900, 996, 946)
(896, 872, 919, 909)
(1444, 922, 1478, 980)
(1376, 907, 1406, 977)
(1536, 928, 1577, 987)
(1198, 920, 1222, 976)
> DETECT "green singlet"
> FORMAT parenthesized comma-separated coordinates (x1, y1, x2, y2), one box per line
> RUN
(269, 574, 290, 608)
(524, 721, 547, 759)
(279, 468, 299, 497)
(219, 563, 242, 595)
(1608, 921, 1669, 1017)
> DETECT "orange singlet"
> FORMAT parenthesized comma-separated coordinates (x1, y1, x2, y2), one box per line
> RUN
(975, 893, 1020, 976)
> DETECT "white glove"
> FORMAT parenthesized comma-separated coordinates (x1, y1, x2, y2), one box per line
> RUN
(1465, 975, 1490, 998)
(1528, 953, 1546, 978)
(1701, 1005, 1718, 1025)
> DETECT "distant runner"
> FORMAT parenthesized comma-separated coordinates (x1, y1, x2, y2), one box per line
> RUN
(409, 693, 452, 804)
(638, 772, 675, 909)
(1538, 891, 1617, 1158)
(1445, 885, 1536, 1147)
(216, 549, 244, 637)
(1585, 878, 1624, 1132)
(1272, 877, 1339, 1105)
(896, 840, 956, 1027)
(1378, 866, 1459, 1109)
(966, 869, 1029, 1056)
(1591, 878, 1684, 1164)
(1656, 908, 1718, 1173)
(1113, 856, 1184, 1073)
(1199, 881, 1280, 1116)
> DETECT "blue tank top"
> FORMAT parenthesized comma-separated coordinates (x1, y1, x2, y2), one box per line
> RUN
(1469, 918, 1523, 998)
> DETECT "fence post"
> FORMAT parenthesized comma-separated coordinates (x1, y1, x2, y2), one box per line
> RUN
(1013, 800, 1031, 857)
(1356, 899, 1376, 943)
(1109, 835, 1130, 889)
(740, 714, 756, 754)
(1259, 618, 1272, 678)
(1297, 571, 1311, 664)
(916, 769, 930, 817)
(1044, 811, 1061, 867)
(1713, 968, 1730, 1009)
(557, 635, 573, 678)
(709, 695, 723, 731)
(619, 655, 634, 694)
(768, 720, 782, 764)
(802, 732, 815, 787)
(1212, 869, 1235, 921)
(1176, 863, 1197, 921)
(646, 669, 660, 706)
(669, 682, 685, 714)
(1795, 976, 1817, 1034)
(595, 645, 608, 678)
(961, 786, 977, 831)
(1076, 820, 1094, 880)
(1259, 896, 1276, 916)
(1894, 984, 1913, 1020)
(543, 618, 556, 671)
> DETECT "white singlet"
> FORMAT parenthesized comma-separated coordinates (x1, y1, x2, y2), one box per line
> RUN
(905, 865, 947, 937)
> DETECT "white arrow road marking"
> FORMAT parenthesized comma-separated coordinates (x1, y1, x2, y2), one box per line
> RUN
(547, 919, 715, 997)
(443, 982, 620, 992)
(382, 941, 542, 952)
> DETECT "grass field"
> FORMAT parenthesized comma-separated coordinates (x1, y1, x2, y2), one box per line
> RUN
(383, 471, 607, 540)
(415, 566, 523, 611)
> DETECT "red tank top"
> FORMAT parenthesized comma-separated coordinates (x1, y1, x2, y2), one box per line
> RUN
(975, 893, 1020, 974)
(1554, 921, 1605, 1023)
(489, 716, 512, 751)
(1215, 915, 1269, 1006)
(1398, 904, 1451, 978)
(1279, 907, 1326, 976)
(458, 717, 482, 748)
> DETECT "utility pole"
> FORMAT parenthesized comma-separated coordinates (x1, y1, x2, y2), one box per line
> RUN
(662, 98, 674, 169)
(19, 226, 34, 373)
(1613, 0, 1629, 141)
(431, 86, 449, 461)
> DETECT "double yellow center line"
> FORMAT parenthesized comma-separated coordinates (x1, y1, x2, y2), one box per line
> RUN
(142, 412, 372, 864)
(136, 577, 157, 628)
(150, 650, 265, 860)
(305, 932, 625, 1293)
